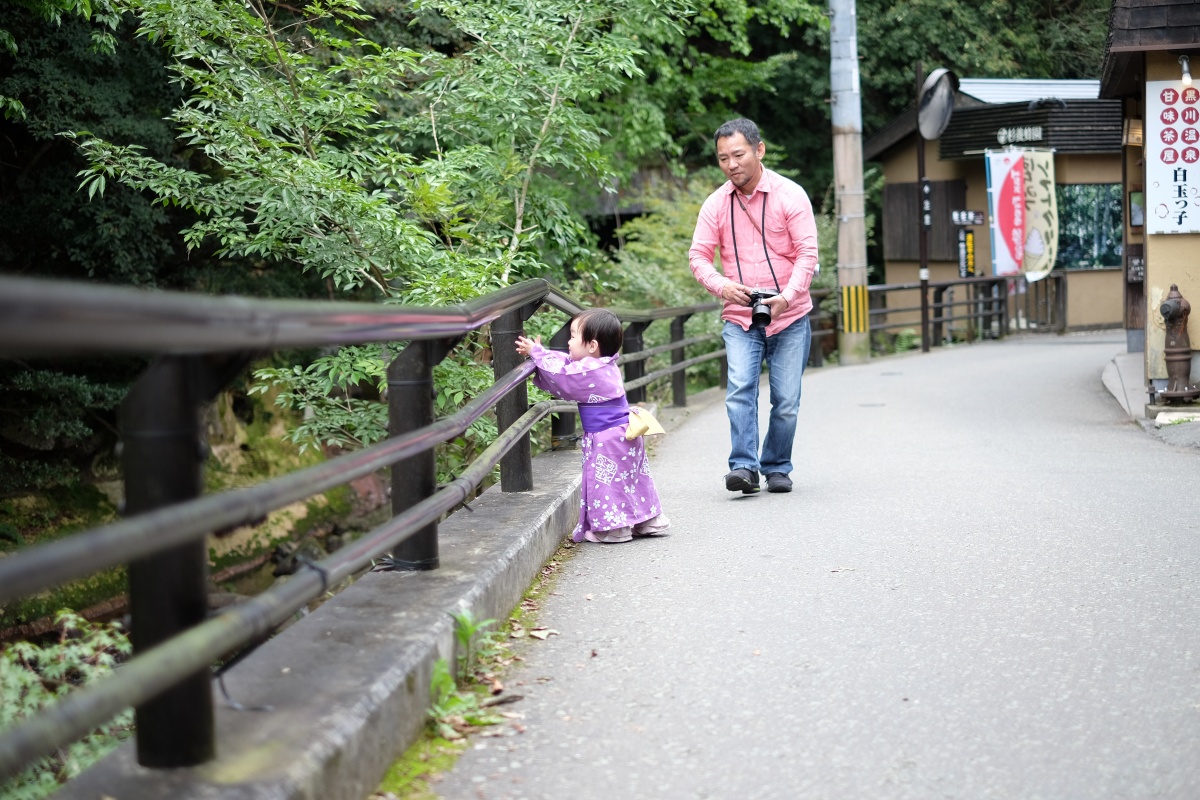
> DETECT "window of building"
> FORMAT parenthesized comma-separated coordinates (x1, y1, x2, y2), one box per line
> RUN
(1055, 183, 1122, 269)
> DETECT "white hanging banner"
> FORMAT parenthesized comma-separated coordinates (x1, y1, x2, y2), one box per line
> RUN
(1145, 80, 1200, 234)
(1021, 149, 1058, 282)
(986, 149, 1025, 275)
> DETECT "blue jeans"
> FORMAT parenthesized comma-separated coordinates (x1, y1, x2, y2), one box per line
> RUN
(722, 316, 811, 476)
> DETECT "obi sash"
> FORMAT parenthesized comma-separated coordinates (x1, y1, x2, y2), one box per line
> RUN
(577, 396, 630, 433)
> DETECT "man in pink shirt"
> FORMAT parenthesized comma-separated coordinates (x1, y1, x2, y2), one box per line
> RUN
(688, 118, 818, 495)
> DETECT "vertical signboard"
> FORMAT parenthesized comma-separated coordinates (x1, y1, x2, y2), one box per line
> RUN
(986, 150, 1025, 275)
(1022, 150, 1058, 282)
(1146, 80, 1200, 234)
(957, 229, 976, 277)
(986, 148, 1057, 278)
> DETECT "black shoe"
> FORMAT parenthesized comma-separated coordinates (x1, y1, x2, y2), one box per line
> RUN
(766, 473, 793, 493)
(725, 468, 760, 494)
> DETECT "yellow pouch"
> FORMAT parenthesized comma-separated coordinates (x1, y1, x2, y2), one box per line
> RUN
(625, 406, 666, 440)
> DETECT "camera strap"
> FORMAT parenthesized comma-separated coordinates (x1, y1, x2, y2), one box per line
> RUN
(729, 190, 781, 293)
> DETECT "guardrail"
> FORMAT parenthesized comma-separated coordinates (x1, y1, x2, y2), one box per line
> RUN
(866, 272, 1066, 351)
(0, 275, 734, 781)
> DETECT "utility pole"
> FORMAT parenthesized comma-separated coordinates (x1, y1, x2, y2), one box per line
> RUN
(830, 0, 870, 364)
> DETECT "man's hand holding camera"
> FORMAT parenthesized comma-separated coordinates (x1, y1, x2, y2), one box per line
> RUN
(720, 281, 752, 306)
(722, 281, 787, 317)
(760, 293, 788, 317)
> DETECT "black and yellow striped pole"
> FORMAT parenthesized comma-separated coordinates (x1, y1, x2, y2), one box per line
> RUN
(841, 283, 870, 334)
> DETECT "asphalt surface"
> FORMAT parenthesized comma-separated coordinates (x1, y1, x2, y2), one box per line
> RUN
(435, 331, 1200, 800)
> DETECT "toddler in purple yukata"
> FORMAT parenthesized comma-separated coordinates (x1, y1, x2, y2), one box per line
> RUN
(515, 309, 671, 544)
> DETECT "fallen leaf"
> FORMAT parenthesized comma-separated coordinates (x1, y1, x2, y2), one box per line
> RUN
(510, 628, 527, 639)
(529, 627, 559, 640)
(490, 678, 504, 694)
(512, 723, 527, 734)
(591, 649, 598, 657)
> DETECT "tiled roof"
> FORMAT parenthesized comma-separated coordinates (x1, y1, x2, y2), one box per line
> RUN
(1102, 0, 1200, 98)
(958, 79, 1100, 104)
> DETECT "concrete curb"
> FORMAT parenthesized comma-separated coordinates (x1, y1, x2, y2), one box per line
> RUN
(1101, 351, 1147, 419)
(60, 450, 582, 800)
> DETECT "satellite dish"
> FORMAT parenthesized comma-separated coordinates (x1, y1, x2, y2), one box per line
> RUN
(917, 68, 958, 140)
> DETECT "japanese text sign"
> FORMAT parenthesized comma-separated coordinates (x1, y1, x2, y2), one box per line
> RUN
(1146, 80, 1200, 234)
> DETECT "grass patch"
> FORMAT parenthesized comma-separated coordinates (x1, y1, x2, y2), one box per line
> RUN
(370, 539, 578, 799)
(374, 737, 468, 800)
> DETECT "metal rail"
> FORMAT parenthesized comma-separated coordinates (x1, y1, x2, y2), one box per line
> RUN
(0, 362, 536, 604)
(0, 276, 583, 356)
(864, 272, 1066, 349)
(0, 274, 732, 782)
(0, 399, 569, 779)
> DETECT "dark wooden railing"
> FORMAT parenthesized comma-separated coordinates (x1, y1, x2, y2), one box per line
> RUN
(0, 275, 729, 781)
(866, 271, 1067, 351)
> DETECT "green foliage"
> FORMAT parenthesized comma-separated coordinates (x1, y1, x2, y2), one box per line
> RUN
(0, 369, 123, 466)
(609, 170, 722, 308)
(250, 346, 393, 454)
(1, 570, 127, 631)
(894, 328, 918, 353)
(70, 0, 700, 483)
(375, 733, 465, 799)
(448, 607, 496, 682)
(590, 0, 827, 173)
(0, 6, 182, 285)
(73, 0, 438, 296)
(0, 361, 140, 495)
(1, 0, 120, 120)
(426, 656, 503, 741)
(0, 611, 133, 799)
(0, 482, 124, 626)
(428, 607, 510, 736)
(432, 346, 499, 486)
(857, 0, 1110, 131)
(407, 0, 694, 277)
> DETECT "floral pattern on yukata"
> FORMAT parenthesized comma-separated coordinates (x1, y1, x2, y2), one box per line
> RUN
(569, 428, 662, 542)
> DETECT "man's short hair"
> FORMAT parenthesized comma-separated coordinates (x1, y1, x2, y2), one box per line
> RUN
(714, 118, 762, 148)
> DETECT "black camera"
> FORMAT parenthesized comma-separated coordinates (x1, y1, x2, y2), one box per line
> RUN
(748, 289, 779, 329)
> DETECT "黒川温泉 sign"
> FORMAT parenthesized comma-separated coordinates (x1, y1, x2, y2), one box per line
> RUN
(1146, 81, 1200, 234)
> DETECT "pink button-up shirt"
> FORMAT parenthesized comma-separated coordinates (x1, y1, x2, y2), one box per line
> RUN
(688, 168, 819, 335)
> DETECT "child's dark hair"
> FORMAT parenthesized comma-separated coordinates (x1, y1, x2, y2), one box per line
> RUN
(575, 308, 623, 357)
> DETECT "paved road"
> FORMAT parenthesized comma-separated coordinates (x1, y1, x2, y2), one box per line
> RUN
(436, 331, 1200, 799)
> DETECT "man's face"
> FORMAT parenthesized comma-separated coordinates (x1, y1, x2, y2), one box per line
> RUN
(716, 133, 765, 192)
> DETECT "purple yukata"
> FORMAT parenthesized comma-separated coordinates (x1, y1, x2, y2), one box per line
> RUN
(527, 343, 669, 544)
